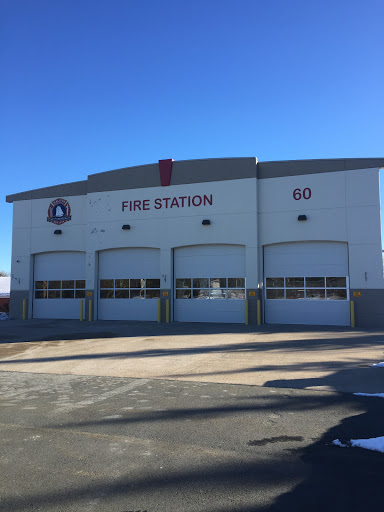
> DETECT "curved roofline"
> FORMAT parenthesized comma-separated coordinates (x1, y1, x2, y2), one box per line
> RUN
(261, 157, 384, 164)
(6, 157, 384, 203)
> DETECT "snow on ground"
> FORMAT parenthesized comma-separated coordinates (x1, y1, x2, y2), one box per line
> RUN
(0, 312, 9, 321)
(335, 387, 384, 453)
(371, 362, 384, 367)
(0, 277, 10, 297)
(354, 392, 384, 398)
(333, 437, 384, 453)
(333, 439, 348, 448)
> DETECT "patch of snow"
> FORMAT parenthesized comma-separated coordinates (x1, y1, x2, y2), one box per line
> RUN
(0, 277, 10, 296)
(333, 436, 384, 453)
(333, 439, 347, 447)
(0, 312, 9, 321)
(354, 392, 384, 398)
(371, 362, 384, 368)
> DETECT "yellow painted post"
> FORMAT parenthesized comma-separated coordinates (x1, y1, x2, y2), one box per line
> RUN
(257, 299, 261, 326)
(166, 299, 170, 323)
(350, 300, 355, 328)
(88, 299, 92, 322)
(245, 299, 249, 325)
(22, 299, 26, 321)
(80, 299, 84, 321)
(158, 299, 161, 323)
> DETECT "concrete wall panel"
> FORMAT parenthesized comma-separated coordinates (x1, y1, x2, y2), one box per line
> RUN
(346, 168, 380, 207)
(348, 244, 384, 289)
(30, 225, 86, 254)
(259, 208, 348, 246)
(12, 200, 32, 229)
(259, 171, 346, 214)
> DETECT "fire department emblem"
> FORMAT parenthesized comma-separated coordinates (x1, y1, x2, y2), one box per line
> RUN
(47, 198, 71, 225)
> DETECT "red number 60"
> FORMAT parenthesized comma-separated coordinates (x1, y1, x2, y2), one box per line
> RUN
(293, 188, 311, 200)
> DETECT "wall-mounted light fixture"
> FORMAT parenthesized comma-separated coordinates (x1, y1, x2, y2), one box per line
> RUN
(122, 225, 131, 230)
(202, 219, 211, 226)
(54, 229, 62, 235)
(297, 215, 307, 221)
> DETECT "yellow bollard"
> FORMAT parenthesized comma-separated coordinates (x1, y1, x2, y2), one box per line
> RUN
(80, 299, 84, 321)
(245, 299, 249, 325)
(22, 299, 26, 321)
(158, 299, 161, 323)
(257, 299, 261, 326)
(166, 299, 170, 323)
(350, 300, 355, 328)
(88, 299, 92, 322)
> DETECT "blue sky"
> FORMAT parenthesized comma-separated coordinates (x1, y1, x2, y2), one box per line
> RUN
(1, 0, 383, 273)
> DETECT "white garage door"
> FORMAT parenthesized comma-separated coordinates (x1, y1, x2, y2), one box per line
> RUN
(98, 248, 160, 321)
(33, 252, 86, 319)
(264, 242, 350, 326)
(174, 245, 246, 323)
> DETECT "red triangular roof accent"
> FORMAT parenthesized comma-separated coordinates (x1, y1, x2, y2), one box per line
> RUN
(159, 159, 174, 186)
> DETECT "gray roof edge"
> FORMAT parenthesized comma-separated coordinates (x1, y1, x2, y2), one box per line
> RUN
(6, 180, 88, 203)
(258, 157, 384, 165)
(6, 157, 258, 202)
(257, 158, 384, 179)
(6, 157, 384, 202)
(87, 156, 257, 177)
(87, 157, 258, 193)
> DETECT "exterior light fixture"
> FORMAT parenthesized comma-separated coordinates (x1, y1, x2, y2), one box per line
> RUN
(54, 229, 62, 235)
(202, 219, 211, 226)
(122, 224, 131, 230)
(298, 215, 307, 221)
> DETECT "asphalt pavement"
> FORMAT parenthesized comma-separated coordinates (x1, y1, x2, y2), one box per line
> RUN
(0, 370, 383, 512)
(0, 320, 383, 511)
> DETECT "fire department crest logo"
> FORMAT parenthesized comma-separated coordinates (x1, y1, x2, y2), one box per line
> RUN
(47, 198, 71, 225)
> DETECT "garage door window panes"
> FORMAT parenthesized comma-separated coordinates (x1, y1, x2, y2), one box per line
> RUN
(326, 276, 347, 300)
(176, 278, 245, 300)
(99, 279, 160, 299)
(265, 277, 348, 300)
(34, 280, 85, 299)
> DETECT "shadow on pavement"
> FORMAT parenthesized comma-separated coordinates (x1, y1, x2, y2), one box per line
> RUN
(1, 319, 383, 345)
(256, 396, 384, 512)
(0, 367, 383, 511)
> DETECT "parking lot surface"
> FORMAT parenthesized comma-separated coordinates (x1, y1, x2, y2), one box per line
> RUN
(0, 321, 383, 511)
(1, 370, 384, 512)
(1, 320, 384, 393)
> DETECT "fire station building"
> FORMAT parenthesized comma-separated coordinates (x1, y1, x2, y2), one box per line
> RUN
(6, 157, 384, 327)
